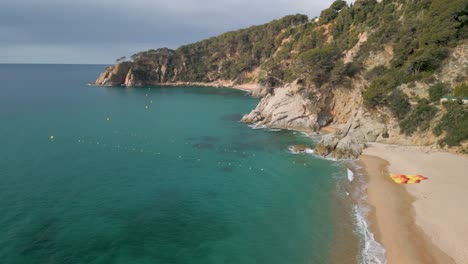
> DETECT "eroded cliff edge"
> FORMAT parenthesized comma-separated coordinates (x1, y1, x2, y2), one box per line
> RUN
(95, 0, 468, 158)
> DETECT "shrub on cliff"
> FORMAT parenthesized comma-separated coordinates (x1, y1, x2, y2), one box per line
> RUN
(433, 102, 468, 146)
(320, 0, 348, 24)
(419, 0, 468, 46)
(297, 45, 341, 87)
(388, 89, 411, 120)
(399, 99, 438, 135)
(364, 66, 387, 81)
(389, 0, 464, 82)
(404, 46, 449, 77)
(363, 79, 391, 108)
(330, 62, 360, 86)
(454, 82, 468, 97)
(352, 0, 378, 24)
(429, 83, 449, 102)
(363, 71, 403, 108)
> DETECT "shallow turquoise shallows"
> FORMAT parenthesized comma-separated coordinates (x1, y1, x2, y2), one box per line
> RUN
(0, 64, 360, 264)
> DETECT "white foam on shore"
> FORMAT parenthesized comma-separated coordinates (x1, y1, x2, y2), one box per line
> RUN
(246, 124, 282, 132)
(268, 128, 281, 132)
(287, 146, 314, 155)
(288, 147, 300, 154)
(304, 148, 314, 154)
(354, 204, 387, 264)
(347, 165, 387, 264)
(347, 168, 354, 182)
(247, 124, 265, 130)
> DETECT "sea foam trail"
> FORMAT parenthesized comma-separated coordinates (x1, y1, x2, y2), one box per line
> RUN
(347, 168, 354, 182)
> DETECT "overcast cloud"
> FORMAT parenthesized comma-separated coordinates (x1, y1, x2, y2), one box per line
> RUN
(1, 0, 340, 64)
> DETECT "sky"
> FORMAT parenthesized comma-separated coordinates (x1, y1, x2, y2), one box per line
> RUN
(0, 0, 340, 64)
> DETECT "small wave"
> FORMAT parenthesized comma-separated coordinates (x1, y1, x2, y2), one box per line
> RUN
(347, 168, 354, 182)
(354, 205, 387, 264)
(247, 124, 283, 132)
(347, 164, 387, 264)
(287, 146, 314, 155)
(310, 153, 354, 162)
(247, 124, 265, 130)
(287, 147, 300, 154)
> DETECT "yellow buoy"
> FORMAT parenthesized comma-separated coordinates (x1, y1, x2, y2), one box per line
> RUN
(50, 135, 54, 140)
(106, 117, 110, 121)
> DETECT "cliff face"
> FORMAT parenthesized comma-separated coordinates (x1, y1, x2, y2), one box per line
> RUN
(95, 62, 132, 86)
(95, 0, 468, 158)
(241, 81, 327, 131)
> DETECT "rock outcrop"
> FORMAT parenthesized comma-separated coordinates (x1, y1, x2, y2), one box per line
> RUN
(95, 62, 132, 86)
(240, 82, 325, 131)
(315, 108, 387, 159)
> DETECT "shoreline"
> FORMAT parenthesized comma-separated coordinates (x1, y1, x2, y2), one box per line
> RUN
(157, 81, 261, 93)
(91, 81, 262, 94)
(358, 143, 468, 264)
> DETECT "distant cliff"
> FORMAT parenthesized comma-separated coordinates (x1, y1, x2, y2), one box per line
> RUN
(96, 0, 468, 158)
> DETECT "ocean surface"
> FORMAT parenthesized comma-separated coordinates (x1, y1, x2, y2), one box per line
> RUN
(0, 64, 363, 264)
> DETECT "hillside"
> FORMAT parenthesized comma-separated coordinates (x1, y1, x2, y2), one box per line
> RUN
(95, 0, 468, 158)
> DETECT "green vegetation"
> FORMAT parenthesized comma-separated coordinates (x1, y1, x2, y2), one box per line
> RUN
(364, 66, 387, 81)
(296, 45, 341, 87)
(388, 89, 411, 120)
(433, 102, 468, 146)
(363, 71, 404, 108)
(429, 83, 449, 102)
(454, 82, 468, 97)
(361, 0, 466, 107)
(116, 56, 127, 63)
(130, 14, 309, 83)
(419, 0, 468, 46)
(399, 99, 438, 135)
(125, 0, 466, 91)
(403, 46, 448, 77)
(329, 62, 360, 86)
(320, 0, 347, 24)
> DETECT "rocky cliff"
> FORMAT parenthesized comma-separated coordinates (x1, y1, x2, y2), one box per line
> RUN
(95, 0, 468, 158)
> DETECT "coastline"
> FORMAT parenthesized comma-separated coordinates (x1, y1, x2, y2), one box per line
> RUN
(157, 81, 261, 93)
(93, 81, 262, 94)
(358, 143, 468, 264)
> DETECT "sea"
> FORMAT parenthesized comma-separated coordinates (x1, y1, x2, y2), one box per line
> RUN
(0, 64, 383, 264)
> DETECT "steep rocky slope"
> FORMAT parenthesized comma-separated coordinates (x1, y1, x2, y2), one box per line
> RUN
(95, 0, 468, 158)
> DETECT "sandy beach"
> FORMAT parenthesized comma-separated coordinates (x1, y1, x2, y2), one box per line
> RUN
(359, 143, 468, 264)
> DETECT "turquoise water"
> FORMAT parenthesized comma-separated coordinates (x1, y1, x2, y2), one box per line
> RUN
(0, 64, 360, 263)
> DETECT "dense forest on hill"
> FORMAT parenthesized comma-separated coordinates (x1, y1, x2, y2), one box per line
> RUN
(98, 0, 467, 148)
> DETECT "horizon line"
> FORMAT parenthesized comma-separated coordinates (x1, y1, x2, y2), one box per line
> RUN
(0, 62, 110, 65)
